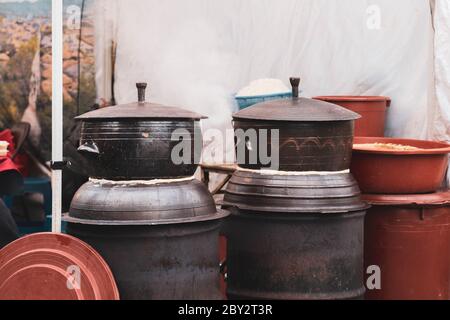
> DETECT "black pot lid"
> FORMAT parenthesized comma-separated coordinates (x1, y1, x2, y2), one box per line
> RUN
(67, 179, 229, 225)
(233, 78, 361, 122)
(76, 83, 207, 121)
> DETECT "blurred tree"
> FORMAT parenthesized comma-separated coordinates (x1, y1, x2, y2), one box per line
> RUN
(0, 20, 97, 161)
(0, 37, 37, 129)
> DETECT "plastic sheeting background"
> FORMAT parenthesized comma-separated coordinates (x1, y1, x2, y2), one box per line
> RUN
(434, 0, 450, 142)
(94, 0, 449, 165)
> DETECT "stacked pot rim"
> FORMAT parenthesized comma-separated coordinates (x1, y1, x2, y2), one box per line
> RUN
(222, 169, 369, 214)
(67, 177, 229, 226)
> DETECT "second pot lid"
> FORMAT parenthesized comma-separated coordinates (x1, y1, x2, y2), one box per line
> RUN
(233, 78, 361, 122)
(67, 178, 229, 225)
(76, 83, 207, 121)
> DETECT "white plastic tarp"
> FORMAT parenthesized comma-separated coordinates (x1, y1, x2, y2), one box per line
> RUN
(433, 0, 450, 143)
(94, 0, 449, 167)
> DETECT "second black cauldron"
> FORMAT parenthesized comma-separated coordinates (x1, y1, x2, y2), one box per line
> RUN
(233, 78, 361, 172)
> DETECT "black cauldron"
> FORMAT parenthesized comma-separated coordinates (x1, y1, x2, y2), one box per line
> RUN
(74, 83, 207, 180)
(233, 78, 361, 172)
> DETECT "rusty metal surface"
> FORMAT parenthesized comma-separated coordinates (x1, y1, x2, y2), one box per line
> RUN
(68, 179, 229, 225)
(0, 233, 119, 300)
(224, 209, 366, 300)
(77, 83, 206, 120)
(223, 170, 369, 214)
(67, 220, 224, 300)
(233, 120, 355, 172)
(364, 194, 450, 300)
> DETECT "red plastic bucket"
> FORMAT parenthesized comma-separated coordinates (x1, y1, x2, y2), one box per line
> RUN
(313, 96, 391, 137)
(363, 192, 450, 300)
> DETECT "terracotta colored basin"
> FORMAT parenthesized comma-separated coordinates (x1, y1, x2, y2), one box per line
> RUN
(351, 137, 450, 194)
(0, 233, 119, 300)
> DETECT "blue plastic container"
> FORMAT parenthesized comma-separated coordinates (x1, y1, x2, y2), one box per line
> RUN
(235, 92, 292, 110)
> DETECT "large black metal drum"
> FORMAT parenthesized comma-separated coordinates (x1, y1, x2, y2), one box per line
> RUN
(225, 209, 366, 300)
(67, 221, 223, 300)
(221, 168, 368, 300)
(65, 179, 229, 300)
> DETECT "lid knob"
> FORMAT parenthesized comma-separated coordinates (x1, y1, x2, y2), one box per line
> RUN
(290, 77, 301, 98)
(136, 83, 147, 103)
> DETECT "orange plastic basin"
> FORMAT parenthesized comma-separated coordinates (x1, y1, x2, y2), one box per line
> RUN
(351, 137, 450, 194)
(314, 96, 390, 137)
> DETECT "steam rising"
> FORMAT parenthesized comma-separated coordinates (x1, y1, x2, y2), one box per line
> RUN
(95, 0, 436, 166)
(97, 0, 315, 164)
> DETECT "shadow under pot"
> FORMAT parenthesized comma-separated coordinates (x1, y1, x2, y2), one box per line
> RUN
(75, 83, 207, 180)
(232, 78, 361, 172)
